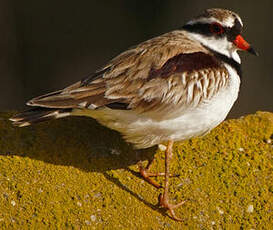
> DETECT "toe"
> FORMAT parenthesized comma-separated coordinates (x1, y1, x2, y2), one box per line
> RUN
(158, 193, 184, 221)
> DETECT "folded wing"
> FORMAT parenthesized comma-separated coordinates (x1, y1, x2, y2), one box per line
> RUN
(24, 31, 229, 116)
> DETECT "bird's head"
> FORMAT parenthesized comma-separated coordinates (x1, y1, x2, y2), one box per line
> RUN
(183, 8, 258, 63)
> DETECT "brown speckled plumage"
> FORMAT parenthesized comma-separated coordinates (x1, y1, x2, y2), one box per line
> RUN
(193, 8, 241, 25)
(24, 30, 229, 117)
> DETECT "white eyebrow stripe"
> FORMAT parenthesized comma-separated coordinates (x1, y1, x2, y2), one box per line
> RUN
(236, 16, 243, 27)
(187, 17, 235, 28)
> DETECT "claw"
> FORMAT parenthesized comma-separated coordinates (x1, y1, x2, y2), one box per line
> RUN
(159, 193, 185, 221)
(139, 162, 162, 189)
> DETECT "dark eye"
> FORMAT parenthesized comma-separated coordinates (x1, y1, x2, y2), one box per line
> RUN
(210, 22, 224, 35)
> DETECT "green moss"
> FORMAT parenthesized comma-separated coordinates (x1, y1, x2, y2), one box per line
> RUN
(0, 111, 272, 229)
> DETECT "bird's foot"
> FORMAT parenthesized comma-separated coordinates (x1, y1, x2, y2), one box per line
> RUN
(139, 161, 162, 188)
(158, 193, 185, 221)
(138, 161, 179, 189)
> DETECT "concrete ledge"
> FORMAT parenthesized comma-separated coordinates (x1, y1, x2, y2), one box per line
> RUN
(0, 111, 272, 229)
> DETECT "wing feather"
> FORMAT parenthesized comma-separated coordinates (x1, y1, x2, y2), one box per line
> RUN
(27, 30, 229, 115)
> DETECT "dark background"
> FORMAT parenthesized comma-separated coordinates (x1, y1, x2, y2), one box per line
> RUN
(1, 0, 272, 117)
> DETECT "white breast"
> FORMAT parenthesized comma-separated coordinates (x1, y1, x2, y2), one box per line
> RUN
(73, 64, 240, 149)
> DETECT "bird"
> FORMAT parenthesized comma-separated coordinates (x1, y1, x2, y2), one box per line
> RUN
(10, 8, 257, 221)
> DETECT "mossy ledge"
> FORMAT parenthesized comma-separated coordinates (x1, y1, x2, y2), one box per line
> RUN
(0, 111, 272, 229)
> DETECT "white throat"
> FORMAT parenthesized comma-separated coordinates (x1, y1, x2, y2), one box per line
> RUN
(187, 32, 241, 64)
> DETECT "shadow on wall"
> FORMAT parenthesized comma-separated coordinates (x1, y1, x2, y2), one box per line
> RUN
(1, 111, 166, 217)
(1, 112, 156, 173)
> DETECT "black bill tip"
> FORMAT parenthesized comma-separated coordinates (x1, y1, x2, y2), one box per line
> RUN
(248, 46, 259, 56)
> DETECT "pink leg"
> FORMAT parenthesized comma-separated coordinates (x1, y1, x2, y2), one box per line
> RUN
(158, 140, 185, 221)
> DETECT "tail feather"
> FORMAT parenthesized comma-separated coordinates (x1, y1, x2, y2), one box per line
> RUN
(10, 107, 72, 127)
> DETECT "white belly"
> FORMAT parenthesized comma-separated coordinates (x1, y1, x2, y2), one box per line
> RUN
(73, 65, 240, 149)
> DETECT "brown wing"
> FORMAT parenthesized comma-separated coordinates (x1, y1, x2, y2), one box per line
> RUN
(28, 30, 229, 115)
